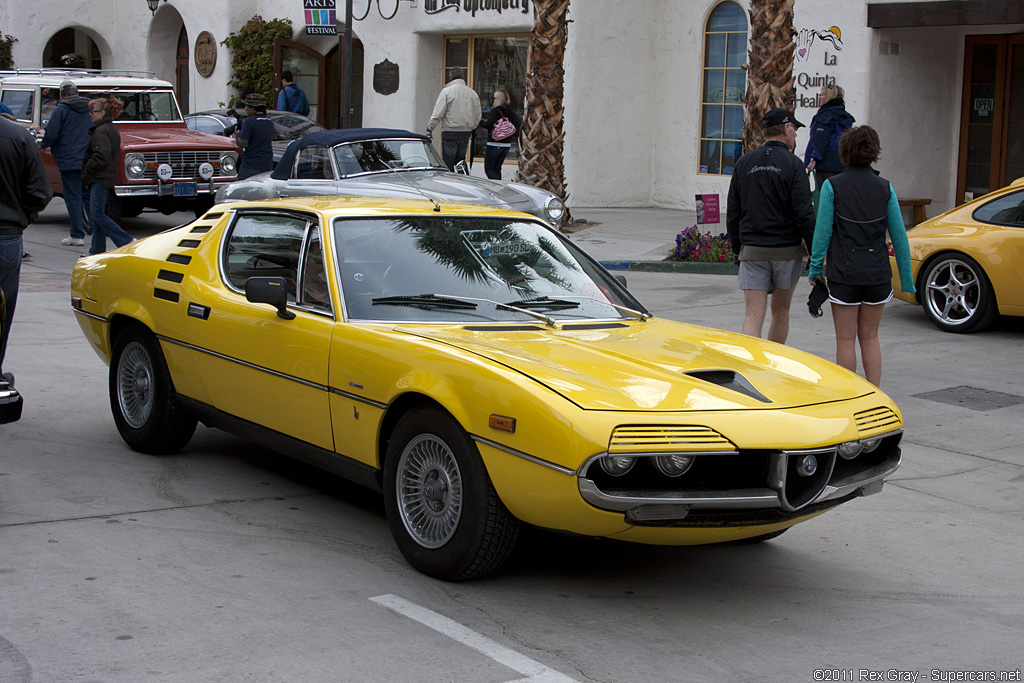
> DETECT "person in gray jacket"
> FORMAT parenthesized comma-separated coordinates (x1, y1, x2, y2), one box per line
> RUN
(0, 115, 52, 386)
(426, 67, 481, 171)
(38, 80, 92, 246)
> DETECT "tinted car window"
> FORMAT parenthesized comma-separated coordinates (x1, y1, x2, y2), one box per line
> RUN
(223, 213, 308, 302)
(294, 147, 335, 180)
(973, 190, 1024, 227)
(269, 112, 325, 141)
(1, 90, 34, 120)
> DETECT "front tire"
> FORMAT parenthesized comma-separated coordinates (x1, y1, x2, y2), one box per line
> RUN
(383, 407, 519, 581)
(109, 325, 197, 454)
(921, 254, 998, 333)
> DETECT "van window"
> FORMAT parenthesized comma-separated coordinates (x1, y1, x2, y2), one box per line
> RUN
(1, 90, 35, 121)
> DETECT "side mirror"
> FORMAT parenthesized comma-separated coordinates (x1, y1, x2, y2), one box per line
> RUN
(245, 277, 295, 320)
(613, 274, 628, 289)
(454, 160, 469, 176)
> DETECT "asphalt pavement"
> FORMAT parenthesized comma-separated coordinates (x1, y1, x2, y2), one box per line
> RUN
(1, 199, 1022, 682)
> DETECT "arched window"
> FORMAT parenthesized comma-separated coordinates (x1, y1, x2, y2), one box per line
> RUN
(699, 1, 748, 175)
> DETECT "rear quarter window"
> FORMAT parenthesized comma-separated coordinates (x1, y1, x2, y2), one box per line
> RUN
(973, 190, 1024, 227)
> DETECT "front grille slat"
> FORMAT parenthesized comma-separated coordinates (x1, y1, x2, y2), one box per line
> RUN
(140, 151, 231, 179)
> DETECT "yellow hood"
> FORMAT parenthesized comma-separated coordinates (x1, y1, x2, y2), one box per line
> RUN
(401, 318, 873, 412)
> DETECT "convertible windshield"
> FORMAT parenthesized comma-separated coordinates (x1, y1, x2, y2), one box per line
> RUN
(81, 90, 182, 122)
(332, 139, 445, 175)
(335, 216, 646, 323)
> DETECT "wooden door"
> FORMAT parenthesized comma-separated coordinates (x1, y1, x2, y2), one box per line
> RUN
(273, 39, 327, 125)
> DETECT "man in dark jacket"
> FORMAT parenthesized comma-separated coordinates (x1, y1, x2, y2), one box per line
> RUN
(0, 115, 53, 386)
(726, 108, 815, 344)
(39, 80, 92, 246)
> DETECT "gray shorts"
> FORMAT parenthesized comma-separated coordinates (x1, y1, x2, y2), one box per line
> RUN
(737, 259, 803, 292)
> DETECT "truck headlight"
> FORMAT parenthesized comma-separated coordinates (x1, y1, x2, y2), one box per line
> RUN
(220, 153, 238, 176)
(125, 154, 146, 179)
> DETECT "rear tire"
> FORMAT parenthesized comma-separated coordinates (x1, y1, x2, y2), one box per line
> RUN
(109, 325, 197, 454)
(920, 254, 998, 333)
(383, 407, 519, 581)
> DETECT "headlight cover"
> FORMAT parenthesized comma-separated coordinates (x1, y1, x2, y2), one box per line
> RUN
(220, 152, 238, 175)
(125, 153, 146, 178)
(599, 455, 636, 476)
(544, 195, 565, 225)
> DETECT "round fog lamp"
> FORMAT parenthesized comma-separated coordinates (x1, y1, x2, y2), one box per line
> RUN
(198, 162, 214, 180)
(837, 441, 863, 460)
(599, 455, 636, 477)
(796, 454, 818, 477)
(156, 163, 173, 181)
(654, 454, 694, 477)
(860, 437, 882, 453)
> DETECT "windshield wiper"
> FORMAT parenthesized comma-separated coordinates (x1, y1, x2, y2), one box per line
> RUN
(371, 294, 478, 310)
(502, 296, 581, 311)
(553, 295, 652, 321)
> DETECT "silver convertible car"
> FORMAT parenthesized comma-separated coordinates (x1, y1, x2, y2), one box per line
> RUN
(214, 128, 567, 226)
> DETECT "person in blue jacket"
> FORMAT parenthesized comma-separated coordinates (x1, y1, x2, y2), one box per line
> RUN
(804, 84, 855, 190)
(276, 71, 310, 117)
(808, 125, 915, 387)
(38, 81, 92, 246)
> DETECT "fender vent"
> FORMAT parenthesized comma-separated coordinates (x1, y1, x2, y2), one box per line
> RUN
(855, 407, 902, 434)
(609, 425, 734, 453)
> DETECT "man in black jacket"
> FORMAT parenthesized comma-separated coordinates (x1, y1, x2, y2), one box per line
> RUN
(726, 108, 815, 344)
(0, 116, 53, 386)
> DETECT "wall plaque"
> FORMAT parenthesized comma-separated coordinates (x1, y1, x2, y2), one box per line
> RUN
(194, 31, 217, 78)
(373, 59, 399, 95)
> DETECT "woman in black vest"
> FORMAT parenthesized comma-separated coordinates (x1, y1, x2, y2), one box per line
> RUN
(808, 126, 915, 386)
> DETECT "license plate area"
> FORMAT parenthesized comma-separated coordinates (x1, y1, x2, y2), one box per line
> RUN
(173, 182, 198, 197)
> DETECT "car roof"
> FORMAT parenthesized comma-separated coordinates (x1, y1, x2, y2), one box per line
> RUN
(270, 128, 429, 180)
(0, 69, 172, 89)
(217, 195, 537, 221)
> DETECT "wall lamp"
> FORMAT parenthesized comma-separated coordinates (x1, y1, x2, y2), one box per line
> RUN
(146, 0, 167, 15)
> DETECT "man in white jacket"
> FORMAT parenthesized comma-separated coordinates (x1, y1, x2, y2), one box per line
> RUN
(426, 67, 481, 171)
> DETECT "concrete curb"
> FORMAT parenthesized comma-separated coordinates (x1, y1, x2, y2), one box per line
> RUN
(600, 260, 739, 275)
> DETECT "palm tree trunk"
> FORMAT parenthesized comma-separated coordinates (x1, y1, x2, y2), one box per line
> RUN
(743, 0, 797, 152)
(516, 0, 572, 225)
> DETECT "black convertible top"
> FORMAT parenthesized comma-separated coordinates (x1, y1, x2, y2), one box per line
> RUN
(270, 128, 430, 179)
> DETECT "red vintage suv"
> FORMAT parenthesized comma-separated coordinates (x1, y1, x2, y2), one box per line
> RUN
(0, 69, 240, 218)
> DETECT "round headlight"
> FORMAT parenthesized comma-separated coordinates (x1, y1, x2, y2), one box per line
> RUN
(837, 441, 863, 460)
(796, 454, 818, 477)
(198, 162, 214, 180)
(544, 196, 565, 225)
(653, 454, 694, 477)
(860, 437, 882, 453)
(156, 163, 173, 181)
(126, 154, 146, 178)
(599, 455, 636, 477)
(220, 153, 237, 175)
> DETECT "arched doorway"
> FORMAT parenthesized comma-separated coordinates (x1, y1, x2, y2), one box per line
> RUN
(176, 26, 190, 114)
(274, 38, 363, 128)
(43, 28, 101, 69)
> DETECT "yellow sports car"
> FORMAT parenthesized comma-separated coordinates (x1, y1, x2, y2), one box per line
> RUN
(72, 197, 904, 580)
(891, 177, 1024, 332)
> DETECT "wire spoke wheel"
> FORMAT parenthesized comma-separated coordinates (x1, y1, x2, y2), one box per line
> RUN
(116, 341, 155, 429)
(397, 434, 463, 549)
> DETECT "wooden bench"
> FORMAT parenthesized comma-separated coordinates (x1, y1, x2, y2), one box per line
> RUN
(899, 198, 931, 227)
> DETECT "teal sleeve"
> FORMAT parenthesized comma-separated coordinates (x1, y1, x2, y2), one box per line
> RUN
(808, 179, 834, 280)
(887, 185, 916, 294)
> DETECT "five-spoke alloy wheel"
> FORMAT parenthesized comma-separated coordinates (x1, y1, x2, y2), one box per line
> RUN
(921, 254, 998, 333)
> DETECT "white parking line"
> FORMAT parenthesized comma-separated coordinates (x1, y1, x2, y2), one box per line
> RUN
(370, 594, 581, 683)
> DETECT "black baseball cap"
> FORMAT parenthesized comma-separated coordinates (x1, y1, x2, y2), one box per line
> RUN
(762, 107, 805, 128)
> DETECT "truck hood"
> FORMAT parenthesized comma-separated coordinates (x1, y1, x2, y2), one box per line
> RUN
(116, 123, 239, 152)
(400, 318, 873, 412)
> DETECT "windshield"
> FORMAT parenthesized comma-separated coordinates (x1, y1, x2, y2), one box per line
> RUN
(269, 112, 325, 141)
(81, 90, 182, 122)
(332, 139, 444, 176)
(334, 216, 646, 323)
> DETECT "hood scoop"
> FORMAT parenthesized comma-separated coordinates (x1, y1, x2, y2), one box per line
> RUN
(685, 369, 772, 404)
